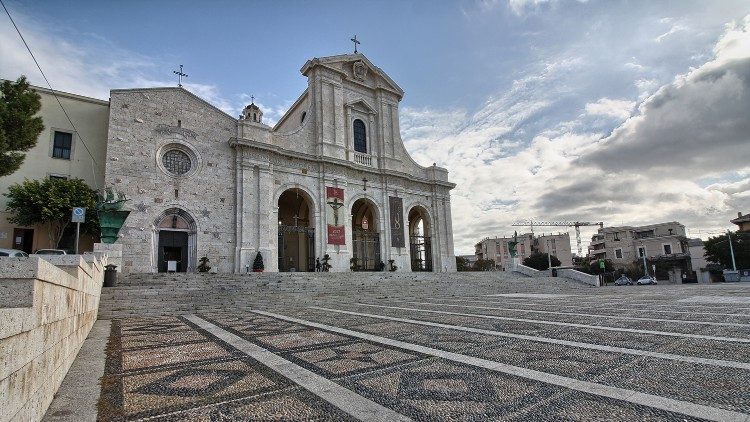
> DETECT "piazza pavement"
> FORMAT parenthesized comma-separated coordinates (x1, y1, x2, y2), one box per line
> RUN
(42, 272, 750, 421)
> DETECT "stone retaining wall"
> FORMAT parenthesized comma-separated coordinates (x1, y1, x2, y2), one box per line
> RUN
(514, 264, 547, 278)
(557, 268, 600, 287)
(0, 255, 105, 422)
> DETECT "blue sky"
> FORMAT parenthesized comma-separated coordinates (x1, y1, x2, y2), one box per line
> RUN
(2, 0, 749, 254)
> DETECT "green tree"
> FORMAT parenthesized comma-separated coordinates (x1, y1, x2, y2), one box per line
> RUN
(4, 178, 98, 248)
(456, 256, 471, 271)
(523, 252, 561, 271)
(473, 258, 495, 271)
(0, 77, 45, 177)
(704, 231, 750, 270)
(252, 251, 265, 271)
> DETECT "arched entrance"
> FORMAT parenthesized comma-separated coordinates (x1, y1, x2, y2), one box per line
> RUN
(351, 198, 380, 271)
(155, 208, 197, 272)
(409, 206, 433, 272)
(278, 188, 315, 272)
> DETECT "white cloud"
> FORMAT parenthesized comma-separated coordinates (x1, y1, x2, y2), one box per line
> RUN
(506, 0, 588, 15)
(402, 14, 750, 254)
(579, 16, 750, 174)
(584, 98, 635, 120)
(655, 24, 688, 43)
(0, 10, 245, 117)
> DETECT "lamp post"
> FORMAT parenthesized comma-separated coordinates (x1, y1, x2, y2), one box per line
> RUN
(727, 230, 737, 271)
(546, 239, 552, 276)
(641, 241, 648, 277)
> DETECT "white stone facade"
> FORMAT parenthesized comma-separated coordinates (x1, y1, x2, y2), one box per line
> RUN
(105, 53, 456, 273)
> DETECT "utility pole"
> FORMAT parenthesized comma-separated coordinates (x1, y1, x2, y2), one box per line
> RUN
(546, 239, 552, 276)
(728, 230, 737, 271)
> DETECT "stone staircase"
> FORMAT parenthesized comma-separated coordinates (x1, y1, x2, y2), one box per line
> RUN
(97, 271, 574, 319)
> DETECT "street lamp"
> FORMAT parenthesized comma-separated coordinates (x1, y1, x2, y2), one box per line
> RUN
(727, 230, 737, 271)
(546, 239, 552, 276)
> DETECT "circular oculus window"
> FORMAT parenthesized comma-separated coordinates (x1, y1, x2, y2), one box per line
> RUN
(162, 149, 192, 175)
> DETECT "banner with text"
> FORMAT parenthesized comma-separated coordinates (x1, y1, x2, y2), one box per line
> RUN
(389, 196, 405, 247)
(326, 187, 345, 245)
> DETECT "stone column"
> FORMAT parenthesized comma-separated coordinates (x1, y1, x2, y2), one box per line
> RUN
(258, 167, 276, 272)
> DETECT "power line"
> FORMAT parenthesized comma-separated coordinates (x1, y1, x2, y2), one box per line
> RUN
(1, 0, 100, 188)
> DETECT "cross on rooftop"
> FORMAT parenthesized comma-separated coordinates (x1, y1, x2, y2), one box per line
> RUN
(173, 65, 188, 87)
(350, 35, 360, 54)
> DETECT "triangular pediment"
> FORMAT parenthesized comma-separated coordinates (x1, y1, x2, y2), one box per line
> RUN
(301, 53, 404, 99)
(345, 98, 377, 114)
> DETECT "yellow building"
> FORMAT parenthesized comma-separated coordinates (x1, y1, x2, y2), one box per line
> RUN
(0, 83, 109, 253)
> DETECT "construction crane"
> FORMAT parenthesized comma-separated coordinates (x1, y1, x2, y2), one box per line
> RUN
(511, 221, 604, 256)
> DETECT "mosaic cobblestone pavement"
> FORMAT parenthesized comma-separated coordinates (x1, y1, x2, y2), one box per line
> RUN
(97, 281, 750, 421)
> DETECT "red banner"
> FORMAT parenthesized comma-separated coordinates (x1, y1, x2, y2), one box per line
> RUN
(326, 187, 345, 245)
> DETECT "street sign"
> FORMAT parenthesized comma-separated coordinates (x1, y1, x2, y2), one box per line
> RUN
(71, 207, 86, 223)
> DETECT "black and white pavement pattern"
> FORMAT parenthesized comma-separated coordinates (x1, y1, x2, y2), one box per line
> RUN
(94, 275, 750, 421)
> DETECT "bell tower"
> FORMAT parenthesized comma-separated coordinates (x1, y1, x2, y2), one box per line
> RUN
(241, 100, 263, 124)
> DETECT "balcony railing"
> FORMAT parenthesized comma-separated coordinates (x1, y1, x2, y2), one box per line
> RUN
(353, 152, 373, 166)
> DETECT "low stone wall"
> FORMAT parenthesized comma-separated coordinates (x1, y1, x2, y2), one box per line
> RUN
(0, 255, 105, 422)
(557, 268, 600, 287)
(514, 264, 547, 278)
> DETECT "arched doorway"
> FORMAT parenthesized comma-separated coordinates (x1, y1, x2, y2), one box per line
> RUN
(278, 188, 315, 272)
(351, 198, 380, 271)
(155, 208, 197, 272)
(409, 206, 433, 272)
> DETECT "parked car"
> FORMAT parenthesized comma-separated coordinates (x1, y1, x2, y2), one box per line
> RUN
(636, 275, 658, 285)
(614, 275, 633, 286)
(34, 249, 67, 255)
(0, 248, 29, 257)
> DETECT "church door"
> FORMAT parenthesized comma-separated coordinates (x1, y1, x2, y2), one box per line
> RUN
(409, 234, 432, 271)
(351, 198, 381, 271)
(409, 206, 433, 272)
(277, 188, 315, 272)
(352, 229, 380, 270)
(158, 231, 189, 272)
(278, 226, 315, 272)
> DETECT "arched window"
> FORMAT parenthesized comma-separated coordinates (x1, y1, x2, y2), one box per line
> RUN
(353, 119, 367, 153)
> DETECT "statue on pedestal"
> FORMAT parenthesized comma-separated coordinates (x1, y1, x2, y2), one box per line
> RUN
(508, 231, 519, 258)
(97, 188, 130, 243)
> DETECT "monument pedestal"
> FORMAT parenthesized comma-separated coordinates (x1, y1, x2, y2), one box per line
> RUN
(94, 243, 123, 272)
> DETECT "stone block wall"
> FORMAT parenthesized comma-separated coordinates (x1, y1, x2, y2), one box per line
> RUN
(105, 88, 237, 274)
(557, 268, 600, 287)
(0, 255, 104, 422)
(514, 264, 547, 278)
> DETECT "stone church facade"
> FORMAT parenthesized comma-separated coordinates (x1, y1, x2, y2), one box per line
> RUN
(105, 53, 456, 273)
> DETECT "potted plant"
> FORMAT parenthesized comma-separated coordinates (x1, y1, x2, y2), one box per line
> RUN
(350, 257, 360, 272)
(388, 259, 398, 272)
(321, 254, 332, 272)
(377, 261, 386, 271)
(197, 256, 211, 273)
(252, 252, 264, 272)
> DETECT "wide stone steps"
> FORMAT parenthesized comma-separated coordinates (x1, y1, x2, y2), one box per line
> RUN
(97, 271, 566, 319)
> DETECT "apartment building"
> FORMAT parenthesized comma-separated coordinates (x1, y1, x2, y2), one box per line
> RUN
(536, 233, 574, 268)
(475, 232, 572, 270)
(588, 222, 688, 269)
(731, 211, 750, 232)
(0, 83, 110, 253)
